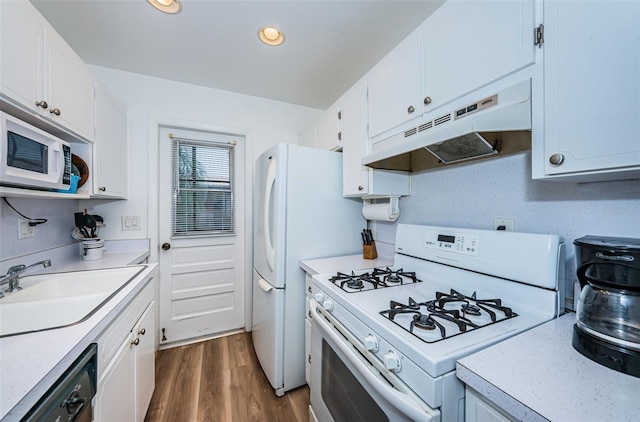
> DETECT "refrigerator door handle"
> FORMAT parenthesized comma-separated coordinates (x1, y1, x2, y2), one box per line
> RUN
(264, 157, 277, 272)
(258, 277, 275, 293)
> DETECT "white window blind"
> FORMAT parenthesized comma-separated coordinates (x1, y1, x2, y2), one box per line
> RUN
(171, 137, 235, 237)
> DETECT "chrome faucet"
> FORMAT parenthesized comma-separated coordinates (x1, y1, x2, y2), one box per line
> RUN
(0, 259, 52, 298)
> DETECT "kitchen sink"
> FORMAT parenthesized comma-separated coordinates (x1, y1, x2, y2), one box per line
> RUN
(0, 266, 146, 337)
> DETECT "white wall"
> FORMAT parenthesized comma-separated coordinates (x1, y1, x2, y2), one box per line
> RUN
(372, 151, 640, 304)
(81, 66, 322, 245)
(0, 198, 79, 261)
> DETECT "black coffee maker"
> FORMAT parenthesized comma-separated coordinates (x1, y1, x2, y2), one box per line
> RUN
(572, 235, 640, 377)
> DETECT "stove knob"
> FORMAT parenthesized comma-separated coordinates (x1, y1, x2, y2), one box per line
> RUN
(322, 298, 334, 312)
(363, 334, 379, 352)
(383, 350, 402, 372)
(314, 292, 325, 303)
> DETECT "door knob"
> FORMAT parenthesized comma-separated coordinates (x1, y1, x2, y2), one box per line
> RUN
(50, 108, 61, 116)
(35, 100, 48, 109)
(162, 243, 171, 250)
(407, 105, 415, 113)
(423, 96, 432, 105)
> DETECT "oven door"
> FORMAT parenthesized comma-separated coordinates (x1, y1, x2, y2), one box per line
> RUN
(310, 301, 440, 422)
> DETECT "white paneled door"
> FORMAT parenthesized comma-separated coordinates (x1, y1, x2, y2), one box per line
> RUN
(158, 126, 245, 345)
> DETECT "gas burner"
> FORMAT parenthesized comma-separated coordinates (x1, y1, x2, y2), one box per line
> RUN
(372, 267, 422, 284)
(380, 290, 515, 343)
(412, 314, 436, 330)
(345, 278, 364, 290)
(329, 267, 422, 292)
(436, 289, 517, 322)
(461, 303, 482, 316)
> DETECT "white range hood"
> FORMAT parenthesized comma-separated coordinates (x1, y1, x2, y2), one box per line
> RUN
(362, 79, 532, 172)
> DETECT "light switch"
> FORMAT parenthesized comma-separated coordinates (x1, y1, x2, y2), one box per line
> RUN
(122, 216, 142, 231)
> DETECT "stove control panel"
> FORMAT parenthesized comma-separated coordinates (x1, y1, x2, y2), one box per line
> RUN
(424, 230, 479, 256)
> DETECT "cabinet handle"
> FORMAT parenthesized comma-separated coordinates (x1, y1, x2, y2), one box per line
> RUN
(338, 131, 342, 141)
(131, 338, 140, 346)
(308, 355, 311, 364)
(407, 105, 415, 114)
(99, 186, 106, 192)
(138, 328, 146, 335)
(308, 310, 312, 318)
(549, 153, 565, 166)
(162, 242, 171, 250)
(358, 185, 364, 191)
(50, 108, 61, 116)
(424, 97, 432, 105)
(35, 100, 48, 109)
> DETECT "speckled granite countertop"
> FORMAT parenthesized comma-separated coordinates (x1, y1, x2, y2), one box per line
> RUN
(456, 313, 640, 422)
(299, 254, 394, 275)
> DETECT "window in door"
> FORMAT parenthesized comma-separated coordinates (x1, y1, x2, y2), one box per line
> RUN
(171, 136, 236, 237)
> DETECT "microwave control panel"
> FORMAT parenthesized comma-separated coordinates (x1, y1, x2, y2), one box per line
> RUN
(63, 145, 71, 184)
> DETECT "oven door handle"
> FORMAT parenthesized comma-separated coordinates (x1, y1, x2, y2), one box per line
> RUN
(312, 301, 440, 422)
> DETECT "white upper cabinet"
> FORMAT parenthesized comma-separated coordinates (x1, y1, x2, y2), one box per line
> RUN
(342, 82, 370, 195)
(316, 106, 341, 151)
(0, 1, 95, 142)
(535, 0, 640, 182)
(367, 33, 423, 139)
(45, 28, 95, 141)
(342, 81, 410, 198)
(93, 83, 128, 199)
(0, 1, 43, 113)
(422, 0, 537, 115)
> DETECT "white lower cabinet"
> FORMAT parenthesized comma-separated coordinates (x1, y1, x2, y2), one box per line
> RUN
(465, 388, 516, 422)
(95, 281, 155, 422)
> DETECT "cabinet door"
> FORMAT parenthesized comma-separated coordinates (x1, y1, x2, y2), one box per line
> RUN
(423, 0, 536, 113)
(368, 33, 422, 139)
(45, 26, 95, 141)
(0, 1, 44, 112)
(316, 107, 340, 151)
(341, 82, 370, 196)
(95, 336, 136, 422)
(94, 84, 128, 198)
(465, 388, 516, 422)
(134, 301, 156, 422)
(540, 0, 640, 179)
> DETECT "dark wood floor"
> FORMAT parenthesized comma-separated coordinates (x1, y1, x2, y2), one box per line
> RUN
(145, 332, 310, 422)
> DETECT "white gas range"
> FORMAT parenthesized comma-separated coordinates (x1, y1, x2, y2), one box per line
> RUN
(309, 224, 565, 422)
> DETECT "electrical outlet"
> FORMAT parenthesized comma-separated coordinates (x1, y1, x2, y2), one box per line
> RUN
(18, 218, 35, 239)
(493, 218, 515, 231)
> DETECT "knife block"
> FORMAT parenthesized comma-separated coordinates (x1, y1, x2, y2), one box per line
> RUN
(363, 241, 378, 260)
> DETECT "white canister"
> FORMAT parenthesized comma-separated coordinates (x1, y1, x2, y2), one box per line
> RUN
(80, 238, 104, 260)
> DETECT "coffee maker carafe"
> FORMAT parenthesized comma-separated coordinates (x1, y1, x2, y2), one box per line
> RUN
(572, 235, 640, 377)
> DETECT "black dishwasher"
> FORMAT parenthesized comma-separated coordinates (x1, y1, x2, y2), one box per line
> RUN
(22, 343, 97, 422)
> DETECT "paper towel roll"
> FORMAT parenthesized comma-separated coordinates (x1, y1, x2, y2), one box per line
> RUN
(362, 202, 399, 222)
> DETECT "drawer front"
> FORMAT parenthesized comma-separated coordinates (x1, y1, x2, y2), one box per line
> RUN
(97, 279, 154, 377)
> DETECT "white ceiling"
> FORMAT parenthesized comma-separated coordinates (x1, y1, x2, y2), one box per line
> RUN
(30, 0, 444, 110)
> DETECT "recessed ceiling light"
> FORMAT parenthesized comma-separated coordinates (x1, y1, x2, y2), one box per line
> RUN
(148, 0, 181, 14)
(258, 26, 285, 46)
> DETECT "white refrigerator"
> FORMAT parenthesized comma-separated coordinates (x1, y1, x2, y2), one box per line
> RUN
(252, 143, 365, 396)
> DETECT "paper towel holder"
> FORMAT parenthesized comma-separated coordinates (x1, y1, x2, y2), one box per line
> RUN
(362, 196, 400, 221)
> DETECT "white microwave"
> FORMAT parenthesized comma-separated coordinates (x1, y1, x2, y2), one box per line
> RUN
(1, 111, 72, 191)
